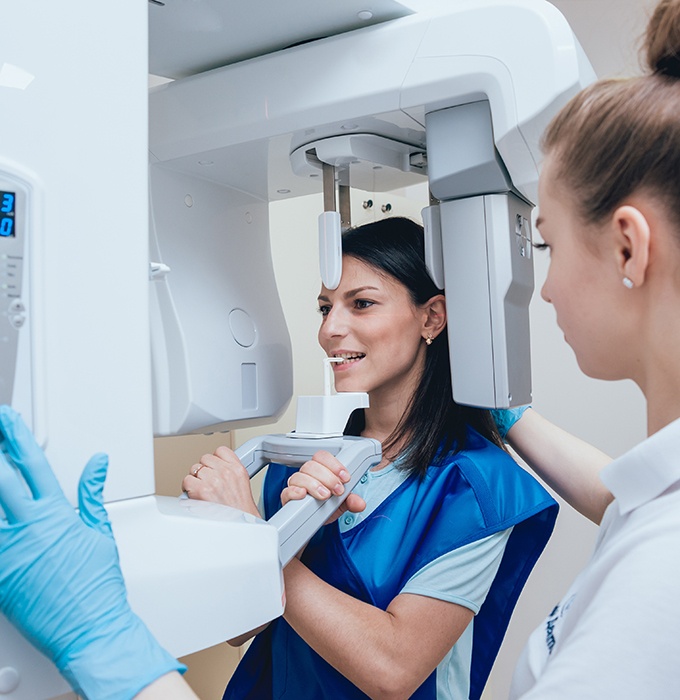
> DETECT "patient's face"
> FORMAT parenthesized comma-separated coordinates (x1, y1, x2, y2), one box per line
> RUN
(317, 256, 427, 403)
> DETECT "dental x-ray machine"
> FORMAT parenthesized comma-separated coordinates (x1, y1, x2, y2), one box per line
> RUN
(0, 0, 593, 697)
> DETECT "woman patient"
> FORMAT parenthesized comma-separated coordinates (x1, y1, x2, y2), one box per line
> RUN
(183, 217, 557, 700)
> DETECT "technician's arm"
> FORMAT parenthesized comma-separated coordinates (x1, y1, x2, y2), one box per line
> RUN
(505, 408, 613, 523)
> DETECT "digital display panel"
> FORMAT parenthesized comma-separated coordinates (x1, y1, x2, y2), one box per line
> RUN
(0, 191, 16, 238)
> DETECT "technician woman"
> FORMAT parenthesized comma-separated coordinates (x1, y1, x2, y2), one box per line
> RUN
(506, 0, 680, 694)
(183, 216, 557, 700)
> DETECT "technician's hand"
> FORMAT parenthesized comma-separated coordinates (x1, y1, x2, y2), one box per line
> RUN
(489, 405, 531, 441)
(0, 405, 183, 700)
(281, 450, 367, 522)
(182, 446, 260, 517)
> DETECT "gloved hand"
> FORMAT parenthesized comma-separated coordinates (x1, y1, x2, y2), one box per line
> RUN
(489, 405, 530, 440)
(0, 405, 184, 700)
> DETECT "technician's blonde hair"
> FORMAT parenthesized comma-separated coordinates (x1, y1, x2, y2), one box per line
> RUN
(541, 0, 680, 231)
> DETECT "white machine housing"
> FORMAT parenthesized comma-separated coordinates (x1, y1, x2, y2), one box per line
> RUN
(149, 0, 594, 408)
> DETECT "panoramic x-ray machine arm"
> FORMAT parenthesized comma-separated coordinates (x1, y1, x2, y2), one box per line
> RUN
(149, 0, 594, 409)
(0, 1, 592, 697)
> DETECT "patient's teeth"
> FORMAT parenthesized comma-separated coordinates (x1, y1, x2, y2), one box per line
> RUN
(332, 352, 365, 364)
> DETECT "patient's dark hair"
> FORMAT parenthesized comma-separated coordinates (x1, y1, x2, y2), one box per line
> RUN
(342, 217, 504, 478)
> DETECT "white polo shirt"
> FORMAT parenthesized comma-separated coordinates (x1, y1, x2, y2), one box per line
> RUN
(509, 416, 680, 699)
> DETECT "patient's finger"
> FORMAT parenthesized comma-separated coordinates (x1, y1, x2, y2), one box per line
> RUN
(287, 469, 334, 500)
(298, 459, 347, 496)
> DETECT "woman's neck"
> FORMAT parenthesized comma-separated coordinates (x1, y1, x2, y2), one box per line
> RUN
(361, 405, 410, 471)
(629, 284, 680, 436)
(643, 367, 680, 436)
(361, 382, 415, 449)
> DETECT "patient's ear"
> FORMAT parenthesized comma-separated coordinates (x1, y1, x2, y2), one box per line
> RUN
(422, 294, 447, 340)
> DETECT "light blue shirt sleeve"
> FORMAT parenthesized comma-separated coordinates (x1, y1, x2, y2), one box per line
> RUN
(401, 527, 514, 613)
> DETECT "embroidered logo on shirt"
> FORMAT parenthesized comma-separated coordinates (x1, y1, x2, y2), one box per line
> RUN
(545, 605, 559, 654)
(545, 595, 576, 655)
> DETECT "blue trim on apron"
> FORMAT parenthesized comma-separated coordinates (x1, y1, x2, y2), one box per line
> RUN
(224, 428, 557, 699)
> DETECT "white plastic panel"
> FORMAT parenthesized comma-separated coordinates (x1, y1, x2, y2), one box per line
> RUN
(1, 0, 152, 501)
(149, 0, 414, 79)
(149, 165, 293, 435)
(113, 497, 283, 658)
(422, 204, 445, 290)
(318, 211, 342, 290)
(426, 101, 512, 201)
(440, 193, 534, 408)
(0, 497, 285, 699)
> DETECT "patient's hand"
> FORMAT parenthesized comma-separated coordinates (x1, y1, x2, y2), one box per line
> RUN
(280, 450, 367, 522)
(182, 446, 260, 518)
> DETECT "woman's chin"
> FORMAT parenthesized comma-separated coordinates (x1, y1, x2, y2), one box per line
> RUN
(333, 377, 365, 394)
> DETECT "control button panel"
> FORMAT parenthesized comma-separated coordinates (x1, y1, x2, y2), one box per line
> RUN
(0, 183, 25, 406)
(515, 213, 532, 259)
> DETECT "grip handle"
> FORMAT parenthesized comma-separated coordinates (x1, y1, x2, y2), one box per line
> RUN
(235, 434, 381, 566)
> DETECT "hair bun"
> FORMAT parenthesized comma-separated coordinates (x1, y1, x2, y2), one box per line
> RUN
(655, 53, 680, 77)
(645, 0, 680, 77)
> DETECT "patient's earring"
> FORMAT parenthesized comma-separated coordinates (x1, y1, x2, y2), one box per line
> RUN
(622, 277, 634, 289)
(425, 334, 433, 346)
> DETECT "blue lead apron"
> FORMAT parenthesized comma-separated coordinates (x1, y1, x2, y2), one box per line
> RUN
(224, 429, 558, 700)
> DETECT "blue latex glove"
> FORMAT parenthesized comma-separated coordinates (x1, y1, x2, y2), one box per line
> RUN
(489, 405, 530, 440)
(0, 406, 184, 700)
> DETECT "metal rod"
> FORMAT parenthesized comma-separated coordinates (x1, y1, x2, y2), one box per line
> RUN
(339, 183, 351, 231)
(322, 162, 336, 212)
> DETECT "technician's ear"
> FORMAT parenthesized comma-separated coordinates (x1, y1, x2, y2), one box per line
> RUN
(611, 205, 651, 287)
(422, 294, 447, 340)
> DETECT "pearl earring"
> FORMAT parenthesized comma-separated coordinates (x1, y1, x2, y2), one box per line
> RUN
(623, 277, 634, 289)
(425, 334, 433, 346)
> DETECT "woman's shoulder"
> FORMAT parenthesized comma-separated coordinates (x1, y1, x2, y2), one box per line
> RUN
(435, 427, 557, 524)
(437, 426, 516, 472)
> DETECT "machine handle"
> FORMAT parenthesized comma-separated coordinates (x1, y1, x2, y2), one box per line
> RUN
(235, 434, 382, 566)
